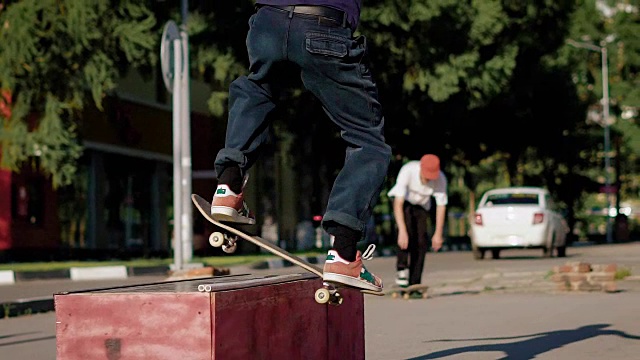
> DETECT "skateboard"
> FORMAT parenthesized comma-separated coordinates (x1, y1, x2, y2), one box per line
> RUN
(385, 284, 429, 300)
(191, 194, 384, 305)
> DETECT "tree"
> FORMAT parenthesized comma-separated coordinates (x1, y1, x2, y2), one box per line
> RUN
(352, 0, 581, 220)
(563, 0, 640, 210)
(0, 0, 157, 187)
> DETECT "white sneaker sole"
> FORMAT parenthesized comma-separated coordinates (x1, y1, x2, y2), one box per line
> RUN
(323, 273, 382, 292)
(210, 206, 255, 225)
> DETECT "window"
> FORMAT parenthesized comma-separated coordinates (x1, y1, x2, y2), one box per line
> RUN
(11, 179, 45, 226)
(485, 193, 540, 206)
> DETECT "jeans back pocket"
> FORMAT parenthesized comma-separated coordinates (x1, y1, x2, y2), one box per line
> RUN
(305, 32, 348, 58)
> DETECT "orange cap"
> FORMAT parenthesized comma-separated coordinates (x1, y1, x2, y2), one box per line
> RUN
(420, 154, 440, 180)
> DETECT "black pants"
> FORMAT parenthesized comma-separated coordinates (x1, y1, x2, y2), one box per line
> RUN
(396, 202, 431, 285)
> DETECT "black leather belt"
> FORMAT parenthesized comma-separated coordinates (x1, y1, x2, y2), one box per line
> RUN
(260, 4, 348, 28)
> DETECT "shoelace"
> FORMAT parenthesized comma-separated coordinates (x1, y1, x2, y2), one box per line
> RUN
(242, 173, 250, 188)
(362, 244, 376, 260)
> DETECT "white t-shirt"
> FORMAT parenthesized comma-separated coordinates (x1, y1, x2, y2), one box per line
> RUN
(387, 161, 448, 210)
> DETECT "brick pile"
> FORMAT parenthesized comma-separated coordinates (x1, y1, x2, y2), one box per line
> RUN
(550, 261, 617, 292)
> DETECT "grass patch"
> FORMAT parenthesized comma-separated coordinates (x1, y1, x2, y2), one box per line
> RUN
(615, 267, 632, 280)
(0, 250, 326, 273)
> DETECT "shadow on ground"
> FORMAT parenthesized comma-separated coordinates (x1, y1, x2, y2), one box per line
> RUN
(408, 324, 640, 359)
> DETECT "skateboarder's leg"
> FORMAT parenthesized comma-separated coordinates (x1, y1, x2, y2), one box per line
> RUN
(402, 204, 429, 286)
(291, 32, 390, 291)
(212, 9, 287, 224)
(395, 249, 410, 287)
(395, 202, 414, 286)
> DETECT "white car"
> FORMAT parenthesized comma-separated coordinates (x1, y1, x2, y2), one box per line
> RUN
(469, 187, 570, 260)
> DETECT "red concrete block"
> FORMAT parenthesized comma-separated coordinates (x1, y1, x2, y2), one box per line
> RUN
(327, 289, 364, 360)
(55, 293, 213, 359)
(212, 279, 326, 359)
(55, 274, 364, 360)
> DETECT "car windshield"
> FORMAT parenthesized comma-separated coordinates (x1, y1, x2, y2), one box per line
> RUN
(484, 193, 540, 206)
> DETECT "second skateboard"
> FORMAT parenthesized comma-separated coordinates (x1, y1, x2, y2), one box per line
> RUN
(385, 284, 429, 299)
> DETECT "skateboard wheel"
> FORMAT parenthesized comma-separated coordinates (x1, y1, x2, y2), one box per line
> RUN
(209, 232, 225, 247)
(402, 293, 410, 300)
(391, 292, 400, 299)
(222, 243, 237, 254)
(315, 288, 331, 304)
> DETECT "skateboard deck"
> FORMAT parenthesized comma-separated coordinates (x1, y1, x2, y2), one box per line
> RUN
(191, 194, 383, 305)
(385, 284, 429, 299)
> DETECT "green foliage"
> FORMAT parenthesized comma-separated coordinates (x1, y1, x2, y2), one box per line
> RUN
(184, 2, 254, 116)
(615, 267, 631, 280)
(0, 0, 156, 187)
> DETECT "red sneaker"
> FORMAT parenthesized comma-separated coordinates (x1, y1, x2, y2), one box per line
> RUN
(322, 244, 383, 292)
(210, 176, 255, 224)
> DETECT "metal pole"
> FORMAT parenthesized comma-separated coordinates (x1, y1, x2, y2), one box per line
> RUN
(172, 38, 183, 270)
(180, 0, 193, 263)
(566, 39, 614, 243)
(601, 45, 613, 243)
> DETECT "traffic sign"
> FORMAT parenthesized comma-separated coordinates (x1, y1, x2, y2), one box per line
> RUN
(160, 20, 182, 92)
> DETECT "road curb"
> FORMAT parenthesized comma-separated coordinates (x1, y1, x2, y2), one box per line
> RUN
(0, 270, 15, 285)
(1, 296, 54, 319)
(2, 265, 172, 284)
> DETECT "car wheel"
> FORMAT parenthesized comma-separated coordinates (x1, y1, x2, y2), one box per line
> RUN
(557, 245, 567, 258)
(491, 249, 501, 259)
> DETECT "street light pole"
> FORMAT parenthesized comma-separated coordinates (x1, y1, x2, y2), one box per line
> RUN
(566, 38, 613, 243)
(600, 44, 613, 244)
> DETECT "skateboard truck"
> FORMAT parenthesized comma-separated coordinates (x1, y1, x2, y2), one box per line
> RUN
(209, 231, 238, 254)
(314, 282, 344, 306)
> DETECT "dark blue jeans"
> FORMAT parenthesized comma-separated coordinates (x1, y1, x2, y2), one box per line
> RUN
(215, 5, 391, 234)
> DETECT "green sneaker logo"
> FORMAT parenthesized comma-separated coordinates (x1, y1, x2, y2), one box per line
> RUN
(360, 268, 376, 284)
(326, 254, 335, 261)
(216, 188, 226, 195)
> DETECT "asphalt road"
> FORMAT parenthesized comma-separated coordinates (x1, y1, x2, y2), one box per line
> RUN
(1, 243, 640, 359)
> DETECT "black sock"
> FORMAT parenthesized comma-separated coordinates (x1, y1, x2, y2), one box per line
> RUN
(326, 223, 361, 262)
(217, 166, 242, 194)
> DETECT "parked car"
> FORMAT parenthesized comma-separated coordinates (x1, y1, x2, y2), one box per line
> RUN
(469, 187, 570, 260)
